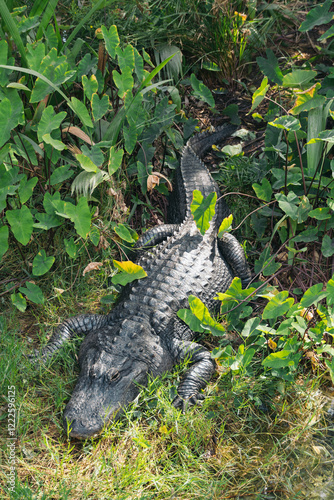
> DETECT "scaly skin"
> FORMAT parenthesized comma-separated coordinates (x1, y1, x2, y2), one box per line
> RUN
(31, 124, 251, 439)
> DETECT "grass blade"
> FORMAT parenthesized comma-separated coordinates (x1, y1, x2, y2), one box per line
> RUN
(61, 0, 117, 53)
(36, 0, 60, 40)
(0, 0, 27, 67)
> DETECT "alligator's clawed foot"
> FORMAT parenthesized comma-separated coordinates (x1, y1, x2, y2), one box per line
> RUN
(172, 392, 205, 413)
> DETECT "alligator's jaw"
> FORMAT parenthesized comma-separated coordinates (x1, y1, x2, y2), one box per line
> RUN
(63, 359, 148, 439)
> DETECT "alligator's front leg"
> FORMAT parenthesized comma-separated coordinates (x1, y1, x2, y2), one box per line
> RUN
(30, 314, 108, 362)
(170, 338, 216, 412)
(135, 224, 180, 250)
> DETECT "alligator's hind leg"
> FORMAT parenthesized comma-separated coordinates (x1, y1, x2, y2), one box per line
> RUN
(218, 232, 252, 288)
(169, 338, 215, 412)
(135, 224, 180, 250)
(30, 314, 108, 362)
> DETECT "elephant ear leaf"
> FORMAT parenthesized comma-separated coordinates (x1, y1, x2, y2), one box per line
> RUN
(111, 260, 147, 286)
(190, 190, 217, 235)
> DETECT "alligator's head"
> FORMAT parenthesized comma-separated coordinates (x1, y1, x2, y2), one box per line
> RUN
(63, 319, 173, 439)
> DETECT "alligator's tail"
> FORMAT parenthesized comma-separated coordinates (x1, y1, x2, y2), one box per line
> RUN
(178, 123, 237, 222)
(187, 123, 237, 158)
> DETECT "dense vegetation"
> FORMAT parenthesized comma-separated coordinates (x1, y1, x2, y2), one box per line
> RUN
(1, 0, 334, 498)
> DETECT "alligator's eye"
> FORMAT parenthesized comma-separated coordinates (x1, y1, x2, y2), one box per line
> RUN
(106, 370, 120, 383)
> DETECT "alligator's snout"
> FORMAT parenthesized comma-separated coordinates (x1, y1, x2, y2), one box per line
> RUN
(63, 412, 114, 439)
(63, 345, 150, 439)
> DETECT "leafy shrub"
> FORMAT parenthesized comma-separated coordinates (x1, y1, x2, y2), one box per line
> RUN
(0, 4, 215, 311)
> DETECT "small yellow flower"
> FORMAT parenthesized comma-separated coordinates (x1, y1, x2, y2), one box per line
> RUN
(234, 12, 247, 22)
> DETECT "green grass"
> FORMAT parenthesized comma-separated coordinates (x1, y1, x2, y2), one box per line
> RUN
(1, 309, 333, 499)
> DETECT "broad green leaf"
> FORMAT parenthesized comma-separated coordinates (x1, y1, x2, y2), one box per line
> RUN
(322, 234, 334, 258)
(220, 144, 243, 156)
(34, 212, 62, 230)
(313, 130, 334, 144)
(299, 0, 333, 32)
(101, 25, 120, 59)
(262, 350, 297, 369)
(252, 178, 272, 202)
(241, 317, 262, 337)
(134, 47, 144, 82)
(250, 77, 269, 113)
(11, 292, 27, 312)
(71, 97, 93, 128)
(282, 70, 316, 89)
(30, 49, 75, 102)
(0, 225, 9, 259)
(26, 42, 45, 70)
(262, 291, 294, 320)
(177, 308, 206, 333)
(116, 44, 135, 73)
(32, 249, 55, 276)
(325, 358, 334, 385)
(50, 165, 74, 185)
(42, 134, 66, 151)
(114, 224, 135, 243)
(7, 82, 30, 91)
(111, 260, 147, 286)
(269, 115, 301, 132)
(290, 93, 326, 115)
(19, 282, 44, 304)
(89, 226, 100, 246)
(319, 24, 334, 41)
(308, 207, 331, 220)
(142, 48, 154, 67)
(37, 106, 67, 143)
(65, 197, 91, 239)
(292, 226, 318, 243)
(0, 97, 23, 148)
(76, 153, 99, 172)
(326, 277, 334, 306)
(275, 192, 299, 220)
(113, 67, 134, 99)
(6, 205, 33, 245)
(108, 146, 123, 176)
(216, 277, 256, 303)
(190, 74, 214, 107)
(123, 124, 137, 154)
(18, 176, 38, 204)
(64, 237, 78, 258)
(253, 246, 282, 276)
(218, 214, 233, 237)
(124, 90, 145, 128)
(82, 74, 98, 100)
(256, 49, 283, 85)
(300, 283, 328, 309)
(137, 161, 151, 195)
(91, 93, 109, 121)
(188, 295, 225, 336)
(271, 167, 302, 190)
(190, 190, 217, 235)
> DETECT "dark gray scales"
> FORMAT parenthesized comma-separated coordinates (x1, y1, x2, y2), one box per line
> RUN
(31, 125, 251, 439)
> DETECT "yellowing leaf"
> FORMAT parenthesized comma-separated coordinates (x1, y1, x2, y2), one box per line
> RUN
(159, 425, 168, 434)
(268, 338, 277, 351)
(112, 260, 147, 286)
(218, 214, 233, 237)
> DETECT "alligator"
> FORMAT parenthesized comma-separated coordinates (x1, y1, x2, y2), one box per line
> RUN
(31, 124, 251, 439)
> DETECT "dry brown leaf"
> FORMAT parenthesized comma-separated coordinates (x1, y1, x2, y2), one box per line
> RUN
(147, 171, 173, 192)
(83, 262, 103, 276)
(62, 126, 95, 146)
(147, 174, 160, 192)
(67, 144, 82, 156)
